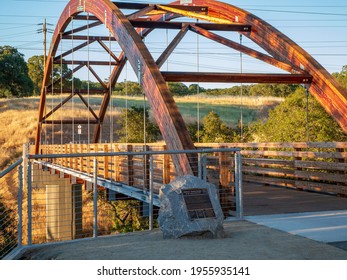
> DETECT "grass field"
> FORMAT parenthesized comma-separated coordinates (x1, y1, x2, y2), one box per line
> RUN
(79, 94, 282, 126)
(0, 95, 282, 168)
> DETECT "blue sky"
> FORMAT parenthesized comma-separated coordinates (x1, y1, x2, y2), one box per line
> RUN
(1, 0, 346, 85)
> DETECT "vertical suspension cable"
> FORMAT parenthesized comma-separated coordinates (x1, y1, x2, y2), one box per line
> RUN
(143, 91, 146, 146)
(305, 87, 310, 142)
(109, 31, 113, 145)
(108, 31, 113, 181)
(44, 87, 47, 145)
(87, 13, 90, 146)
(141, 29, 147, 193)
(240, 34, 243, 142)
(165, 14, 169, 72)
(60, 32, 63, 145)
(71, 17, 75, 144)
(141, 28, 146, 148)
(51, 56, 54, 146)
(125, 61, 128, 144)
(196, 19, 200, 143)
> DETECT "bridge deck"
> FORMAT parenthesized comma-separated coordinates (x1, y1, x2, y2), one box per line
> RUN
(242, 182, 347, 216)
(37, 161, 347, 216)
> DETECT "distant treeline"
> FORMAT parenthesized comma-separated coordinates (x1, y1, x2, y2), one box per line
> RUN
(1, 45, 346, 98)
(112, 81, 300, 98)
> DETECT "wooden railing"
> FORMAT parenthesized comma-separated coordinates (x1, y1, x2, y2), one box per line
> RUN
(196, 142, 347, 196)
(37, 142, 347, 196)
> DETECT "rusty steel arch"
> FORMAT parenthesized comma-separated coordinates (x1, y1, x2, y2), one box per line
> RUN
(35, 0, 347, 176)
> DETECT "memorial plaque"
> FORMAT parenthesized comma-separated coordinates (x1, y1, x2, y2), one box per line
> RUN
(182, 188, 216, 220)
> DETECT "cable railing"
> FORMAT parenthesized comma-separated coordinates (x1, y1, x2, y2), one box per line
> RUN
(0, 159, 23, 260)
(0, 147, 242, 259)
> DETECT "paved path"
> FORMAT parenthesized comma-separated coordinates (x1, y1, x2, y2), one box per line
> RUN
(245, 210, 347, 243)
(242, 183, 347, 216)
(14, 183, 347, 260)
(18, 219, 347, 260)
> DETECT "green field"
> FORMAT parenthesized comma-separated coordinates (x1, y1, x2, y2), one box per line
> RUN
(108, 96, 262, 127)
(43, 95, 280, 128)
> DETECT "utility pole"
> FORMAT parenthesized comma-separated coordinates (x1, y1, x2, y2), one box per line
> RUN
(37, 19, 53, 69)
(43, 18, 47, 68)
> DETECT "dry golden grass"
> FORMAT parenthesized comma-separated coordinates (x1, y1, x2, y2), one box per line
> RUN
(0, 96, 120, 169)
(0, 94, 279, 169)
(0, 98, 39, 169)
(116, 94, 284, 107)
(176, 94, 284, 106)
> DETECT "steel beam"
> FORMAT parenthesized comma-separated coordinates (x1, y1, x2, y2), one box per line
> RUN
(56, 60, 118, 66)
(43, 119, 99, 125)
(35, 0, 347, 166)
(156, 25, 189, 68)
(130, 20, 252, 32)
(189, 25, 303, 74)
(54, 39, 96, 61)
(162, 72, 313, 84)
(62, 35, 117, 41)
(47, 64, 84, 89)
(181, 0, 347, 132)
(113, 2, 208, 13)
(63, 21, 102, 36)
(109, 0, 197, 175)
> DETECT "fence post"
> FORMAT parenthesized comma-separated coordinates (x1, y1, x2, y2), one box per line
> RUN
(143, 145, 149, 192)
(93, 157, 98, 238)
(234, 152, 243, 219)
(27, 160, 32, 245)
(198, 153, 202, 179)
(127, 145, 134, 186)
(17, 164, 23, 248)
(202, 154, 207, 182)
(162, 145, 171, 184)
(149, 155, 154, 230)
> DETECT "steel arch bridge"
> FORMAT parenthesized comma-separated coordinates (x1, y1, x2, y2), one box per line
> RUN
(35, 0, 347, 176)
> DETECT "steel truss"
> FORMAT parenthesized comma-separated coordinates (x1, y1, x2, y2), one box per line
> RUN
(35, 0, 347, 176)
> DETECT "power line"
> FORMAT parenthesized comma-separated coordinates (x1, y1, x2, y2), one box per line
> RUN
(0, 14, 58, 18)
(247, 8, 347, 17)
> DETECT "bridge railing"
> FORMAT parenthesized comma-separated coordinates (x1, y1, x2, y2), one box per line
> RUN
(1, 147, 242, 259)
(0, 159, 23, 260)
(39, 142, 347, 196)
(204, 142, 347, 196)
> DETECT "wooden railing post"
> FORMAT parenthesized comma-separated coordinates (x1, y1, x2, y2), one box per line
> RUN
(294, 145, 303, 191)
(143, 145, 149, 191)
(336, 146, 345, 196)
(69, 144, 73, 169)
(127, 145, 134, 186)
(219, 146, 234, 215)
(162, 145, 171, 184)
(104, 144, 109, 179)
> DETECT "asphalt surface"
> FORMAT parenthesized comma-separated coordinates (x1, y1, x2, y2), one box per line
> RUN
(18, 218, 347, 260)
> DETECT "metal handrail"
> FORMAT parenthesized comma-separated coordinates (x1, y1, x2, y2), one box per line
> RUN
(0, 158, 23, 178)
(28, 147, 241, 160)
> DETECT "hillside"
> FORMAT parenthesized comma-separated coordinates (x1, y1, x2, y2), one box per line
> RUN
(0, 95, 281, 169)
(0, 97, 38, 168)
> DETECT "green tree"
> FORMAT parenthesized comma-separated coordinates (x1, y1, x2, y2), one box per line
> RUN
(113, 81, 141, 95)
(250, 87, 347, 142)
(332, 65, 347, 89)
(168, 82, 189, 96)
(201, 111, 235, 143)
(80, 80, 104, 91)
(187, 83, 206, 95)
(0, 45, 33, 97)
(249, 84, 298, 97)
(116, 106, 160, 142)
(27, 55, 44, 95)
(27, 54, 73, 95)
